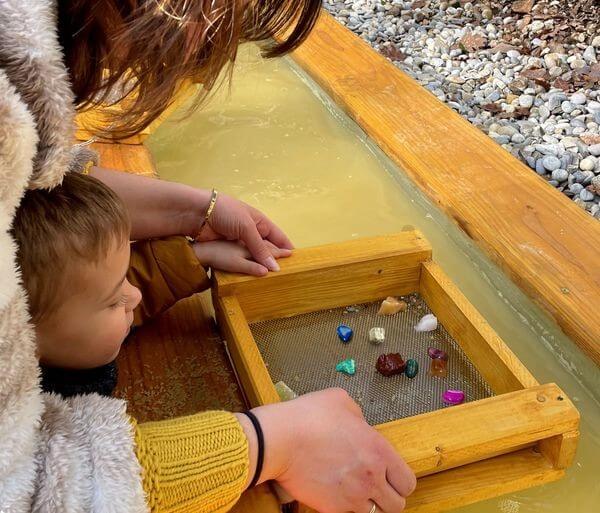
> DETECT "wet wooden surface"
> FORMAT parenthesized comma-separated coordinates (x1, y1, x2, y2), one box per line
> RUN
(290, 12, 600, 365)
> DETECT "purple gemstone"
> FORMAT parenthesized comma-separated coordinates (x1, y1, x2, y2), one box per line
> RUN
(427, 347, 448, 361)
(443, 389, 465, 405)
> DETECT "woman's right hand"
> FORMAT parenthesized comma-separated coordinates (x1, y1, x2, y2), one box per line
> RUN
(252, 388, 416, 513)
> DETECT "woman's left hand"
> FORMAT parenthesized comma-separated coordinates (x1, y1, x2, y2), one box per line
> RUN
(192, 239, 291, 276)
(195, 192, 294, 272)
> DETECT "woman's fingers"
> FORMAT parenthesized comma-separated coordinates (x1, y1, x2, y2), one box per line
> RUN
(240, 221, 282, 272)
(252, 209, 295, 250)
(371, 482, 408, 513)
(386, 457, 417, 499)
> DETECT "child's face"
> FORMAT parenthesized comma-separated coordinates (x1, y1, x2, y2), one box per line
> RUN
(35, 240, 142, 369)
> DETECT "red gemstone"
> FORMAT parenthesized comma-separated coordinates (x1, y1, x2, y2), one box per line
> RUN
(376, 353, 407, 377)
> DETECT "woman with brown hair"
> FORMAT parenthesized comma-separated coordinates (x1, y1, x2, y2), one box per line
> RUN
(0, 1, 416, 512)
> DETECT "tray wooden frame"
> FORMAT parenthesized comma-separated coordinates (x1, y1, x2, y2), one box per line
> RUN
(213, 232, 579, 512)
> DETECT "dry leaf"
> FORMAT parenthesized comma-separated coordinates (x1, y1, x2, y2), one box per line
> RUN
(380, 45, 406, 61)
(459, 31, 487, 53)
(520, 67, 551, 88)
(553, 78, 571, 91)
(489, 42, 519, 54)
(512, 0, 534, 14)
(482, 103, 502, 113)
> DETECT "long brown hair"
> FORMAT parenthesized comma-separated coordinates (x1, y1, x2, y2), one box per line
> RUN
(58, 1, 321, 139)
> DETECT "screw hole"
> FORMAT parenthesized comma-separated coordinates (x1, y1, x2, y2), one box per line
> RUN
(557, 396, 564, 401)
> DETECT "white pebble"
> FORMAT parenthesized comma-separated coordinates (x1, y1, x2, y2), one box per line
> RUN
(580, 189, 594, 201)
(542, 155, 561, 171)
(588, 144, 600, 157)
(571, 92, 587, 105)
(415, 314, 438, 332)
(368, 327, 385, 345)
(580, 157, 597, 171)
(551, 169, 568, 182)
(519, 95, 534, 108)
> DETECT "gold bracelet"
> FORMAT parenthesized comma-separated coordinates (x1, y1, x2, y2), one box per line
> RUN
(194, 189, 218, 241)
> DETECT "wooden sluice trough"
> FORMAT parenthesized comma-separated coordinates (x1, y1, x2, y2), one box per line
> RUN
(81, 10, 599, 513)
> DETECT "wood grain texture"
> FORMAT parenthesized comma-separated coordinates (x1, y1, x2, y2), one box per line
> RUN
(214, 295, 281, 407)
(420, 261, 538, 394)
(539, 429, 580, 470)
(114, 293, 246, 421)
(375, 383, 578, 478)
(91, 142, 157, 177)
(215, 232, 431, 322)
(299, 447, 563, 513)
(290, 12, 600, 365)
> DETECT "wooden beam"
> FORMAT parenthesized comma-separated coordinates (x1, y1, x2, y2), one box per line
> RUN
(299, 447, 563, 513)
(420, 261, 538, 394)
(290, 12, 600, 365)
(214, 232, 431, 322)
(214, 295, 281, 407)
(374, 383, 578, 478)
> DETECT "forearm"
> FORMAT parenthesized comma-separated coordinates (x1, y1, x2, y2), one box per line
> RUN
(90, 165, 210, 240)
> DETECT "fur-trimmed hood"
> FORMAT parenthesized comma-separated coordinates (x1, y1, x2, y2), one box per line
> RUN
(0, 1, 146, 510)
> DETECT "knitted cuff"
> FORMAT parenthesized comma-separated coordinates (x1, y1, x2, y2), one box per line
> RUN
(134, 411, 249, 513)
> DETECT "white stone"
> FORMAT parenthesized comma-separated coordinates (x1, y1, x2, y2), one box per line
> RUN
(571, 92, 587, 105)
(580, 157, 597, 171)
(542, 155, 561, 171)
(519, 94, 534, 108)
(415, 314, 438, 333)
(368, 327, 385, 345)
(588, 144, 600, 157)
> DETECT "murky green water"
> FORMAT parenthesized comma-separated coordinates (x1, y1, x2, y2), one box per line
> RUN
(148, 45, 600, 513)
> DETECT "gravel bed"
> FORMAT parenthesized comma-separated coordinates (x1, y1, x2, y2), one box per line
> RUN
(324, 0, 600, 218)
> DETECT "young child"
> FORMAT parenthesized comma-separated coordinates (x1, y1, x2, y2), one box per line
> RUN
(12, 171, 210, 396)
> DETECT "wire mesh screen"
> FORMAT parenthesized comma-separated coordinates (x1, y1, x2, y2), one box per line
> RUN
(250, 293, 493, 425)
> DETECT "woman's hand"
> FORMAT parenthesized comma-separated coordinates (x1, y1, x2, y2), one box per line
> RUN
(192, 240, 291, 276)
(248, 388, 417, 513)
(196, 192, 294, 272)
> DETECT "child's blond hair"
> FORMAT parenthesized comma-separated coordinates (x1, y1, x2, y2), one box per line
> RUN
(12, 172, 130, 322)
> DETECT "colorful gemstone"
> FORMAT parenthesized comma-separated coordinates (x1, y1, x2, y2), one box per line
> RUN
(429, 357, 448, 377)
(337, 324, 354, 343)
(376, 353, 407, 377)
(377, 296, 408, 316)
(427, 347, 448, 361)
(274, 381, 298, 401)
(336, 358, 356, 376)
(405, 359, 419, 378)
(443, 389, 465, 405)
(415, 313, 438, 332)
(368, 327, 385, 345)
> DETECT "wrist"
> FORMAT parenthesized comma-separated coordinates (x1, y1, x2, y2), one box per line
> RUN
(180, 186, 212, 237)
(250, 402, 296, 484)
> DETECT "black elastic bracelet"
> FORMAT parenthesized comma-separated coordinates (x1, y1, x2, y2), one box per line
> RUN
(242, 410, 264, 488)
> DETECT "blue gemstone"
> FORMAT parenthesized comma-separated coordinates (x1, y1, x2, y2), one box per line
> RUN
(337, 324, 354, 343)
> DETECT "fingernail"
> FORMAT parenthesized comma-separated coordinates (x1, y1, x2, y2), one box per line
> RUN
(266, 256, 280, 272)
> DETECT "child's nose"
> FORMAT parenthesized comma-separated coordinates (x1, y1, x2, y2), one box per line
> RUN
(126, 284, 142, 312)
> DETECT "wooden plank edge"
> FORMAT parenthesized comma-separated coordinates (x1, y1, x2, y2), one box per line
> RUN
(289, 12, 600, 366)
(214, 231, 431, 294)
(375, 383, 578, 478)
(213, 294, 280, 407)
(298, 447, 563, 513)
(404, 447, 564, 513)
(420, 261, 538, 394)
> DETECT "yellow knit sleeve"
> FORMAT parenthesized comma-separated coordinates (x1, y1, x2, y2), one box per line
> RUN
(133, 411, 249, 513)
